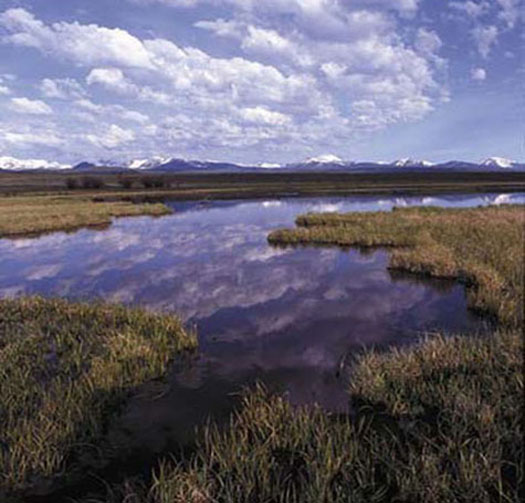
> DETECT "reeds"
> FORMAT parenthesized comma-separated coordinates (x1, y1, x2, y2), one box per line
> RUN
(0, 297, 197, 495)
(0, 194, 171, 237)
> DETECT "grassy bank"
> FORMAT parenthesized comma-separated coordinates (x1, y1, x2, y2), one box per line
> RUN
(269, 205, 524, 326)
(0, 297, 197, 497)
(96, 329, 521, 503)
(0, 194, 171, 237)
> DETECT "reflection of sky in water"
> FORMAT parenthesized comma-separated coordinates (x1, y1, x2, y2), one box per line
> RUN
(0, 193, 517, 428)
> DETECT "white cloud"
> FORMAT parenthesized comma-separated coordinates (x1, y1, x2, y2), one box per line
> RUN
(86, 67, 135, 94)
(496, 0, 520, 28)
(472, 25, 498, 58)
(449, 1, 489, 18)
(0, 85, 10, 95)
(415, 28, 442, 56)
(87, 124, 136, 149)
(0, 8, 153, 68)
(39, 78, 86, 99)
(10, 97, 53, 114)
(471, 67, 487, 81)
(0, 4, 448, 162)
(239, 106, 291, 125)
(3, 131, 63, 146)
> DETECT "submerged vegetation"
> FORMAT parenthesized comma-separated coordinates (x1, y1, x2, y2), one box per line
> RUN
(0, 193, 171, 237)
(269, 205, 524, 326)
(0, 297, 196, 497)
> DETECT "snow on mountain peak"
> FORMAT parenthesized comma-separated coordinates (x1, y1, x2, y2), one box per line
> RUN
(0, 156, 71, 171)
(481, 157, 515, 168)
(392, 158, 433, 167)
(259, 162, 281, 169)
(126, 156, 172, 169)
(305, 154, 343, 164)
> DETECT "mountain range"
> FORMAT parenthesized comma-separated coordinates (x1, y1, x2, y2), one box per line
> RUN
(0, 155, 524, 173)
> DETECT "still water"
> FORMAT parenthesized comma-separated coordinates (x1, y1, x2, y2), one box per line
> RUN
(1, 192, 523, 452)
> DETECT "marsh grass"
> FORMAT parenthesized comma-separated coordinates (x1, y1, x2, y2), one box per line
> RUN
(0, 297, 197, 497)
(0, 194, 171, 237)
(87, 329, 522, 503)
(268, 205, 525, 326)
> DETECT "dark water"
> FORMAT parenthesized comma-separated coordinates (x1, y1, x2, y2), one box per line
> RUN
(1, 192, 523, 457)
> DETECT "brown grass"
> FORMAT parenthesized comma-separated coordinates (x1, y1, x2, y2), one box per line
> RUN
(0, 194, 171, 237)
(268, 205, 525, 326)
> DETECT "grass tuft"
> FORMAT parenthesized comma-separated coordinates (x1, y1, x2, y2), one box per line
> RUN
(0, 297, 197, 496)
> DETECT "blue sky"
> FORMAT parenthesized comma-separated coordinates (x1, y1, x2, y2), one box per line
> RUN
(0, 0, 522, 165)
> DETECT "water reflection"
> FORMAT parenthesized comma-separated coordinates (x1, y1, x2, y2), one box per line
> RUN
(0, 192, 517, 449)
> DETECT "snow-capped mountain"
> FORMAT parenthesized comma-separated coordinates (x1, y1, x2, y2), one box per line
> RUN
(481, 157, 515, 169)
(392, 158, 434, 168)
(127, 156, 172, 170)
(259, 162, 282, 169)
(305, 154, 344, 164)
(0, 156, 71, 171)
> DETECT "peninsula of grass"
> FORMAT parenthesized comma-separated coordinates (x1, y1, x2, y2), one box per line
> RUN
(0, 193, 171, 238)
(0, 296, 197, 498)
(269, 205, 524, 326)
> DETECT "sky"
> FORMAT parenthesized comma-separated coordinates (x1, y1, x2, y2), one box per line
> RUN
(0, 0, 523, 165)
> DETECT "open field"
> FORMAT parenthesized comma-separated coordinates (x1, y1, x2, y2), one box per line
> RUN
(1, 170, 525, 199)
(269, 205, 525, 326)
(0, 297, 197, 499)
(0, 194, 171, 237)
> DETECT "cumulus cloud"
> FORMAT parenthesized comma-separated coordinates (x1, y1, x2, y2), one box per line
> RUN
(39, 78, 86, 99)
(0, 8, 153, 68)
(449, 1, 489, 18)
(3, 131, 63, 146)
(472, 25, 498, 58)
(0, 4, 449, 161)
(496, 0, 520, 28)
(87, 124, 136, 149)
(471, 67, 487, 81)
(10, 97, 53, 114)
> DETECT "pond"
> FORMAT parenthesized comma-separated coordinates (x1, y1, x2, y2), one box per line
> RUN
(1, 192, 523, 457)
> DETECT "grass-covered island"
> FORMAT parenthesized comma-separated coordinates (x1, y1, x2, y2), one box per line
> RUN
(0, 204, 523, 502)
(0, 194, 171, 238)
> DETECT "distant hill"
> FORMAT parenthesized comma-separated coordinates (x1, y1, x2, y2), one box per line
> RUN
(1, 155, 524, 173)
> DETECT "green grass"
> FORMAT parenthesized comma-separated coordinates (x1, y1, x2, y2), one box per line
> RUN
(85, 329, 523, 502)
(0, 194, 171, 237)
(0, 297, 197, 497)
(268, 205, 524, 326)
